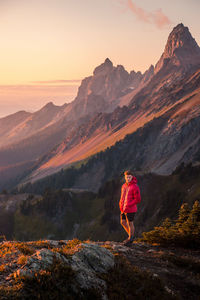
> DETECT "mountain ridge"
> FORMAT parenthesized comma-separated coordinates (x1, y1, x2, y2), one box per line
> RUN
(0, 23, 200, 190)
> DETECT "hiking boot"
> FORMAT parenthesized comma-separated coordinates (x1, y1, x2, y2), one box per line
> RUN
(123, 237, 135, 246)
(122, 238, 130, 244)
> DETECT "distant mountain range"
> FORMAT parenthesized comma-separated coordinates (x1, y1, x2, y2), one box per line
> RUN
(0, 23, 200, 191)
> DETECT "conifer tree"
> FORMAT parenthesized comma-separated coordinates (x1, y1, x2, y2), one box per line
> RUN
(175, 203, 190, 234)
(183, 201, 200, 241)
(141, 201, 200, 248)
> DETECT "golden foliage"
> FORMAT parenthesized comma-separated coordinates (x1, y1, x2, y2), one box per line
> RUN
(0, 264, 6, 273)
(17, 255, 28, 265)
(53, 238, 82, 256)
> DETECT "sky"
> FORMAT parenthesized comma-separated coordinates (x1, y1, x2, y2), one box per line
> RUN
(0, 0, 199, 118)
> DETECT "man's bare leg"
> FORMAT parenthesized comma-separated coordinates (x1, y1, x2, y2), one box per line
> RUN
(128, 221, 135, 240)
(120, 219, 129, 235)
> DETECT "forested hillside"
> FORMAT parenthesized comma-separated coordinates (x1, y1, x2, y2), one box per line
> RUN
(1, 164, 200, 242)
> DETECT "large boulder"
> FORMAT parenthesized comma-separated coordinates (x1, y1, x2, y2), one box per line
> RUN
(13, 242, 114, 299)
(71, 243, 114, 291)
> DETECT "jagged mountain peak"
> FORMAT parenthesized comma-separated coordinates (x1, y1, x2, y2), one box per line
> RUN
(116, 64, 125, 70)
(93, 58, 113, 76)
(74, 58, 131, 109)
(171, 23, 187, 34)
(36, 102, 59, 113)
(142, 65, 154, 77)
(155, 23, 200, 73)
(42, 101, 56, 108)
(104, 57, 113, 65)
(165, 23, 200, 56)
(140, 64, 154, 84)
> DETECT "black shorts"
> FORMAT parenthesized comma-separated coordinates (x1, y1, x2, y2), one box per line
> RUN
(121, 212, 135, 222)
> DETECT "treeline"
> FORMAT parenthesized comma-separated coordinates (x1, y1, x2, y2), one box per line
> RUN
(1, 164, 200, 243)
(19, 189, 72, 217)
(0, 189, 95, 241)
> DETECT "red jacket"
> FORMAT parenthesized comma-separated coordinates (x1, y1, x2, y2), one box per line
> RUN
(119, 177, 141, 213)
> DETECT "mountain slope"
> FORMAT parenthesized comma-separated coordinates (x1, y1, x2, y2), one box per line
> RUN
(20, 85, 200, 193)
(23, 23, 200, 183)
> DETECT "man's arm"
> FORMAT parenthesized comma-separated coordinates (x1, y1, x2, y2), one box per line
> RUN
(133, 185, 141, 204)
(119, 185, 125, 212)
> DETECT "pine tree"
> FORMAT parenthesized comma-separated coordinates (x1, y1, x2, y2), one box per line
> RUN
(175, 203, 190, 234)
(183, 201, 200, 243)
(141, 201, 200, 248)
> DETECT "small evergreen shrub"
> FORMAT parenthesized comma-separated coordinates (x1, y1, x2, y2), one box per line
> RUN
(140, 201, 200, 248)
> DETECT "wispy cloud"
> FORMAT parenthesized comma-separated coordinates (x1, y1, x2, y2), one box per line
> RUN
(116, 0, 172, 29)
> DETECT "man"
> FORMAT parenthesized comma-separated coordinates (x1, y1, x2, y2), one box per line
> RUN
(119, 170, 141, 246)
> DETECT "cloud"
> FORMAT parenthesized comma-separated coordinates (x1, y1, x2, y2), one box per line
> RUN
(116, 0, 172, 29)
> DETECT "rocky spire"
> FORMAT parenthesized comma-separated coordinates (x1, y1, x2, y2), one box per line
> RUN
(93, 58, 113, 76)
(155, 23, 200, 73)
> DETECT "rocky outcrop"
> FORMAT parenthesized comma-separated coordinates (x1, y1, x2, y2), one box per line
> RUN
(0, 240, 199, 299)
(14, 243, 114, 290)
(4, 241, 114, 299)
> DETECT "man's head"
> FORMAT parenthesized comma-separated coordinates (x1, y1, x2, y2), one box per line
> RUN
(124, 170, 134, 183)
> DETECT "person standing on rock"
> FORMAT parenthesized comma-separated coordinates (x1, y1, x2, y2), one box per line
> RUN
(119, 170, 141, 246)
